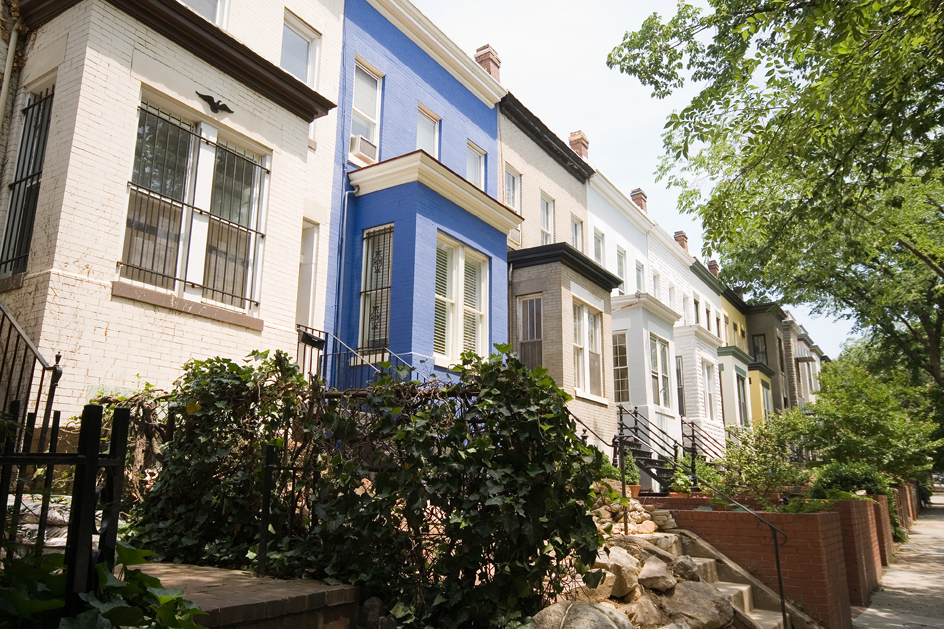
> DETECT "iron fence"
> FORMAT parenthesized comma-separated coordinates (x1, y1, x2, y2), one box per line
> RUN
(296, 324, 412, 391)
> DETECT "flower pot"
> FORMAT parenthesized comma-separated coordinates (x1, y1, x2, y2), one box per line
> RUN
(628, 485, 641, 498)
(669, 492, 689, 498)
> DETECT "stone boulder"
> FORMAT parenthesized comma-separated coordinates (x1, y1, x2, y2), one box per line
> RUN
(595, 546, 641, 598)
(637, 520, 659, 534)
(565, 570, 618, 603)
(638, 557, 677, 592)
(661, 581, 734, 629)
(626, 591, 668, 629)
(669, 555, 699, 581)
(534, 601, 635, 629)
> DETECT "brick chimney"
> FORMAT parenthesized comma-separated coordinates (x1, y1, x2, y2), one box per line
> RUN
(708, 260, 720, 277)
(475, 45, 501, 82)
(674, 231, 689, 252)
(631, 188, 647, 212)
(567, 131, 588, 161)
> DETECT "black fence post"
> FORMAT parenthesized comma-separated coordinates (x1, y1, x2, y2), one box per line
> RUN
(0, 401, 17, 558)
(258, 444, 276, 577)
(98, 408, 130, 571)
(36, 410, 61, 553)
(64, 405, 102, 614)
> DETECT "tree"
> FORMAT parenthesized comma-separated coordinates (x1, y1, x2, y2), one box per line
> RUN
(608, 1, 944, 395)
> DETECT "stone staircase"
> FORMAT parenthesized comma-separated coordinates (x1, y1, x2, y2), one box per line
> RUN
(689, 556, 789, 629)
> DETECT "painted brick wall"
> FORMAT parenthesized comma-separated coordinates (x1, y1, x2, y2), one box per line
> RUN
(832, 500, 882, 606)
(672, 510, 852, 629)
(867, 494, 894, 566)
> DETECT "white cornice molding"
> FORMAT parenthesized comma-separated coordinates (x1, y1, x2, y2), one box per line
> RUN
(612, 292, 682, 323)
(348, 151, 523, 234)
(676, 323, 723, 347)
(366, 0, 507, 108)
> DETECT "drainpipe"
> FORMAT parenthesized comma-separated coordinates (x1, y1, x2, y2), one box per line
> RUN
(332, 181, 358, 340)
(0, 22, 19, 130)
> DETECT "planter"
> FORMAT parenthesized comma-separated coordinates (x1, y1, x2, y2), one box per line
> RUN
(669, 492, 689, 498)
(628, 485, 641, 498)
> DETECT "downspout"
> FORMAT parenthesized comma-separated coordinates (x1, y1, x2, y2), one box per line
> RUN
(332, 180, 358, 339)
(0, 19, 19, 130)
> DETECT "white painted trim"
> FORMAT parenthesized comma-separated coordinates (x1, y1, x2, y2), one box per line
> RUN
(348, 151, 523, 234)
(570, 281, 604, 312)
(366, 0, 507, 108)
(575, 390, 610, 406)
(612, 293, 681, 324)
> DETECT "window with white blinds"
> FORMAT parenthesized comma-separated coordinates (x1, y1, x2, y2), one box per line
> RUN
(434, 236, 488, 365)
(613, 332, 629, 403)
(574, 300, 604, 397)
(519, 296, 542, 370)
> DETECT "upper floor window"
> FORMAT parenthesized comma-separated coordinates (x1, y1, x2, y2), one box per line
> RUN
(281, 14, 320, 86)
(676, 356, 686, 415)
(593, 230, 604, 265)
(358, 225, 394, 352)
(120, 102, 268, 311)
(180, 0, 224, 25)
(613, 331, 629, 403)
(416, 106, 439, 158)
(752, 334, 768, 365)
(636, 262, 645, 293)
(616, 248, 626, 294)
(518, 295, 543, 370)
(504, 166, 520, 211)
(434, 236, 488, 365)
(0, 87, 54, 277)
(466, 142, 484, 190)
(694, 297, 701, 324)
(571, 216, 583, 252)
(652, 274, 662, 301)
(350, 64, 381, 164)
(650, 335, 670, 408)
(669, 285, 677, 311)
(703, 362, 716, 421)
(541, 196, 554, 245)
(574, 302, 603, 397)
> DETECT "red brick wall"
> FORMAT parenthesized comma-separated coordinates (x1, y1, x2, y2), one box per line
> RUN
(638, 496, 764, 511)
(671, 510, 852, 629)
(832, 501, 882, 606)
(892, 487, 911, 530)
(868, 495, 894, 566)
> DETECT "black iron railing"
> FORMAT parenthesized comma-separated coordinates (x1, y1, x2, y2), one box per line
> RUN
(296, 324, 411, 391)
(681, 417, 727, 461)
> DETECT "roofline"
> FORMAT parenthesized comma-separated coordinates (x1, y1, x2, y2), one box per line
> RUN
(749, 361, 776, 378)
(723, 286, 749, 312)
(747, 302, 787, 320)
(691, 260, 724, 296)
(508, 243, 623, 292)
(612, 292, 682, 323)
(500, 93, 595, 183)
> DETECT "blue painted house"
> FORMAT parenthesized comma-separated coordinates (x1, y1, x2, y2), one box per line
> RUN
(322, 0, 519, 383)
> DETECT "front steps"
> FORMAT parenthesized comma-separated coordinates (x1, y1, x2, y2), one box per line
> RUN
(688, 556, 789, 629)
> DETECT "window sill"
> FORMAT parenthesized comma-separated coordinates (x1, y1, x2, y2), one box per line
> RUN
(574, 389, 609, 406)
(111, 281, 264, 332)
(0, 272, 24, 294)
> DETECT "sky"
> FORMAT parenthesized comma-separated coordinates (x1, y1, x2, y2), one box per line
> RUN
(410, 0, 859, 358)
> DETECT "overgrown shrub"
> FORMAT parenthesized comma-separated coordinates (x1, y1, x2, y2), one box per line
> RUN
(670, 455, 723, 494)
(808, 461, 907, 541)
(721, 416, 809, 509)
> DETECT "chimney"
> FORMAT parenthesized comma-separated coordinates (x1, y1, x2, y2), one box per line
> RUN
(734, 286, 744, 297)
(708, 260, 720, 278)
(631, 188, 647, 212)
(569, 131, 589, 161)
(475, 45, 501, 82)
(674, 230, 689, 252)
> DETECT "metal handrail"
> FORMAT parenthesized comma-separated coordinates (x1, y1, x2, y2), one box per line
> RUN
(682, 417, 726, 461)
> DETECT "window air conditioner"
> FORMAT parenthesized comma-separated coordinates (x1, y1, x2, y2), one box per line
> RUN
(350, 135, 378, 164)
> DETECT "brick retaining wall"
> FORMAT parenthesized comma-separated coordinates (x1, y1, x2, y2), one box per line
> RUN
(868, 495, 894, 566)
(671, 510, 852, 629)
(831, 500, 881, 606)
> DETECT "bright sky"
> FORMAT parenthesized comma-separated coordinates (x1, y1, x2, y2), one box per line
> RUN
(409, 0, 858, 358)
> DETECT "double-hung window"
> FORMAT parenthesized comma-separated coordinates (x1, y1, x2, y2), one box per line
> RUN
(280, 14, 320, 86)
(358, 225, 394, 352)
(762, 381, 773, 418)
(518, 295, 542, 370)
(351, 64, 381, 164)
(571, 216, 583, 252)
(0, 87, 54, 277)
(466, 142, 484, 190)
(573, 302, 603, 397)
(616, 248, 626, 294)
(120, 102, 268, 311)
(416, 106, 439, 158)
(434, 236, 488, 364)
(541, 196, 554, 245)
(613, 332, 629, 403)
(504, 166, 520, 211)
(694, 297, 701, 324)
(737, 374, 749, 427)
(636, 262, 645, 293)
(593, 230, 604, 265)
(181, 0, 224, 24)
(652, 274, 662, 301)
(778, 337, 786, 372)
(676, 356, 686, 415)
(752, 334, 768, 365)
(703, 362, 715, 421)
(650, 335, 670, 408)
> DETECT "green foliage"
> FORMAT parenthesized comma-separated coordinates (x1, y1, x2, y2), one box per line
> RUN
(670, 455, 722, 494)
(722, 416, 809, 510)
(808, 461, 908, 541)
(599, 452, 640, 485)
(0, 541, 203, 628)
(781, 498, 835, 514)
(128, 350, 308, 568)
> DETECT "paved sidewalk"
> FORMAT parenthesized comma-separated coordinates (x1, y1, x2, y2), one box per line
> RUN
(853, 487, 944, 629)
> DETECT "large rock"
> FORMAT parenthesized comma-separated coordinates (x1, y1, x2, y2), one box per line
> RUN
(637, 520, 659, 534)
(627, 591, 668, 629)
(595, 547, 641, 598)
(534, 601, 635, 629)
(661, 581, 734, 629)
(565, 570, 618, 603)
(669, 556, 699, 581)
(607, 535, 676, 565)
(638, 557, 677, 592)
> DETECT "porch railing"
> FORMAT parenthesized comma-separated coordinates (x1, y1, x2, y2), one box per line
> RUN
(296, 324, 411, 391)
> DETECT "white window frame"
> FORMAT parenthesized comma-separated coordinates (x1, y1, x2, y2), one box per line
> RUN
(571, 216, 583, 252)
(281, 11, 321, 87)
(541, 195, 554, 245)
(574, 300, 604, 399)
(180, 0, 226, 26)
(504, 165, 521, 211)
(466, 141, 485, 190)
(703, 361, 716, 422)
(650, 335, 671, 408)
(616, 248, 626, 294)
(636, 262, 645, 293)
(416, 104, 440, 158)
(434, 235, 489, 366)
(517, 294, 543, 370)
(593, 230, 605, 265)
(613, 331, 630, 404)
(350, 60, 383, 166)
(653, 273, 662, 301)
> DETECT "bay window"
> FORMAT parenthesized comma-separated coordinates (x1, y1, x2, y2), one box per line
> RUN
(518, 295, 542, 370)
(574, 301, 603, 397)
(434, 236, 488, 364)
(613, 332, 629, 403)
(650, 335, 670, 408)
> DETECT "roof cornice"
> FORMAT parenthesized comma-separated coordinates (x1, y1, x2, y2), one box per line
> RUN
(589, 171, 655, 234)
(723, 286, 748, 312)
(349, 150, 523, 234)
(747, 302, 787, 320)
(508, 243, 623, 292)
(500, 93, 595, 183)
(612, 292, 682, 323)
(718, 345, 753, 365)
(749, 361, 776, 378)
(676, 323, 723, 347)
(366, 0, 507, 108)
(20, 0, 336, 122)
(691, 260, 724, 295)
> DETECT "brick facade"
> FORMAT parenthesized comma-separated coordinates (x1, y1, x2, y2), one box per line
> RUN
(868, 494, 894, 566)
(832, 500, 882, 606)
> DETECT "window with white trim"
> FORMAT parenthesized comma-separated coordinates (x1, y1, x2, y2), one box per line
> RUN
(120, 102, 268, 311)
(504, 166, 520, 211)
(703, 362, 716, 421)
(616, 248, 626, 294)
(737, 374, 749, 427)
(761, 380, 773, 418)
(416, 106, 439, 158)
(280, 13, 320, 87)
(650, 335, 670, 408)
(571, 216, 583, 252)
(574, 301, 603, 397)
(669, 285, 677, 311)
(593, 230, 604, 265)
(180, 0, 224, 24)
(541, 196, 554, 245)
(676, 356, 686, 415)
(636, 262, 645, 293)
(466, 142, 484, 190)
(350, 64, 381, 163)
(358, 225, 394, 352)
(434, 236, 488, 364)
(652, 273, 661, 301)
(518, 295, 542, 370)
(613, 331, 629, 403)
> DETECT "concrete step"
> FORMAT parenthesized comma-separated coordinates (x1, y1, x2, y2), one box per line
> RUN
(713, 581, 753, 613)
(745, 608, 789, 629)
(691, 557, 718, 583)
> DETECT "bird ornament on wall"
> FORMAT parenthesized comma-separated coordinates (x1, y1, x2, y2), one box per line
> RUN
(196, 92, 234, 114)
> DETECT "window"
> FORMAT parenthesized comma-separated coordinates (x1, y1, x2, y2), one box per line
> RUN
(636, 262, 644, 293)
(351, 64, 381, 163)
(416, 107, 439, 158)
(652, 274, 661, 301)
(669, 285, 676, 311)
(504, 166, 520, 210)
(574, 302, 603, 396)
(281, 15, 320, 86)
(732, 322, 739, 347)
(694, 298, 701, 324)
(518, 295, 542, 370)
(676, 356, 686, 415)
(295, 220, 319, 327)
(650, 335, 670, 407)
(616, 248, 626, 293)
(593, 230, 604, 265)
(703, 362, 715, 421)
(358, 225, 393, 351)
(761, 381, 773, 418)
(683, 296, 691, 324)
(716, 316, 722, 338)
(778, 337, 786, 372)
(120, 102, 268, 310)
(613, 332, 629, 403)
(752, 334, 768, 365)
(434, 236, 488, 364)
(0, 88, 54, 277)
(705, 304, 711, 329)
(466, 142, 484, 190)
(737, 374, 749, 427)
(540, 196, 554, 245)
(571, 216, 583, 252)
(180, 0, 223, 24)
